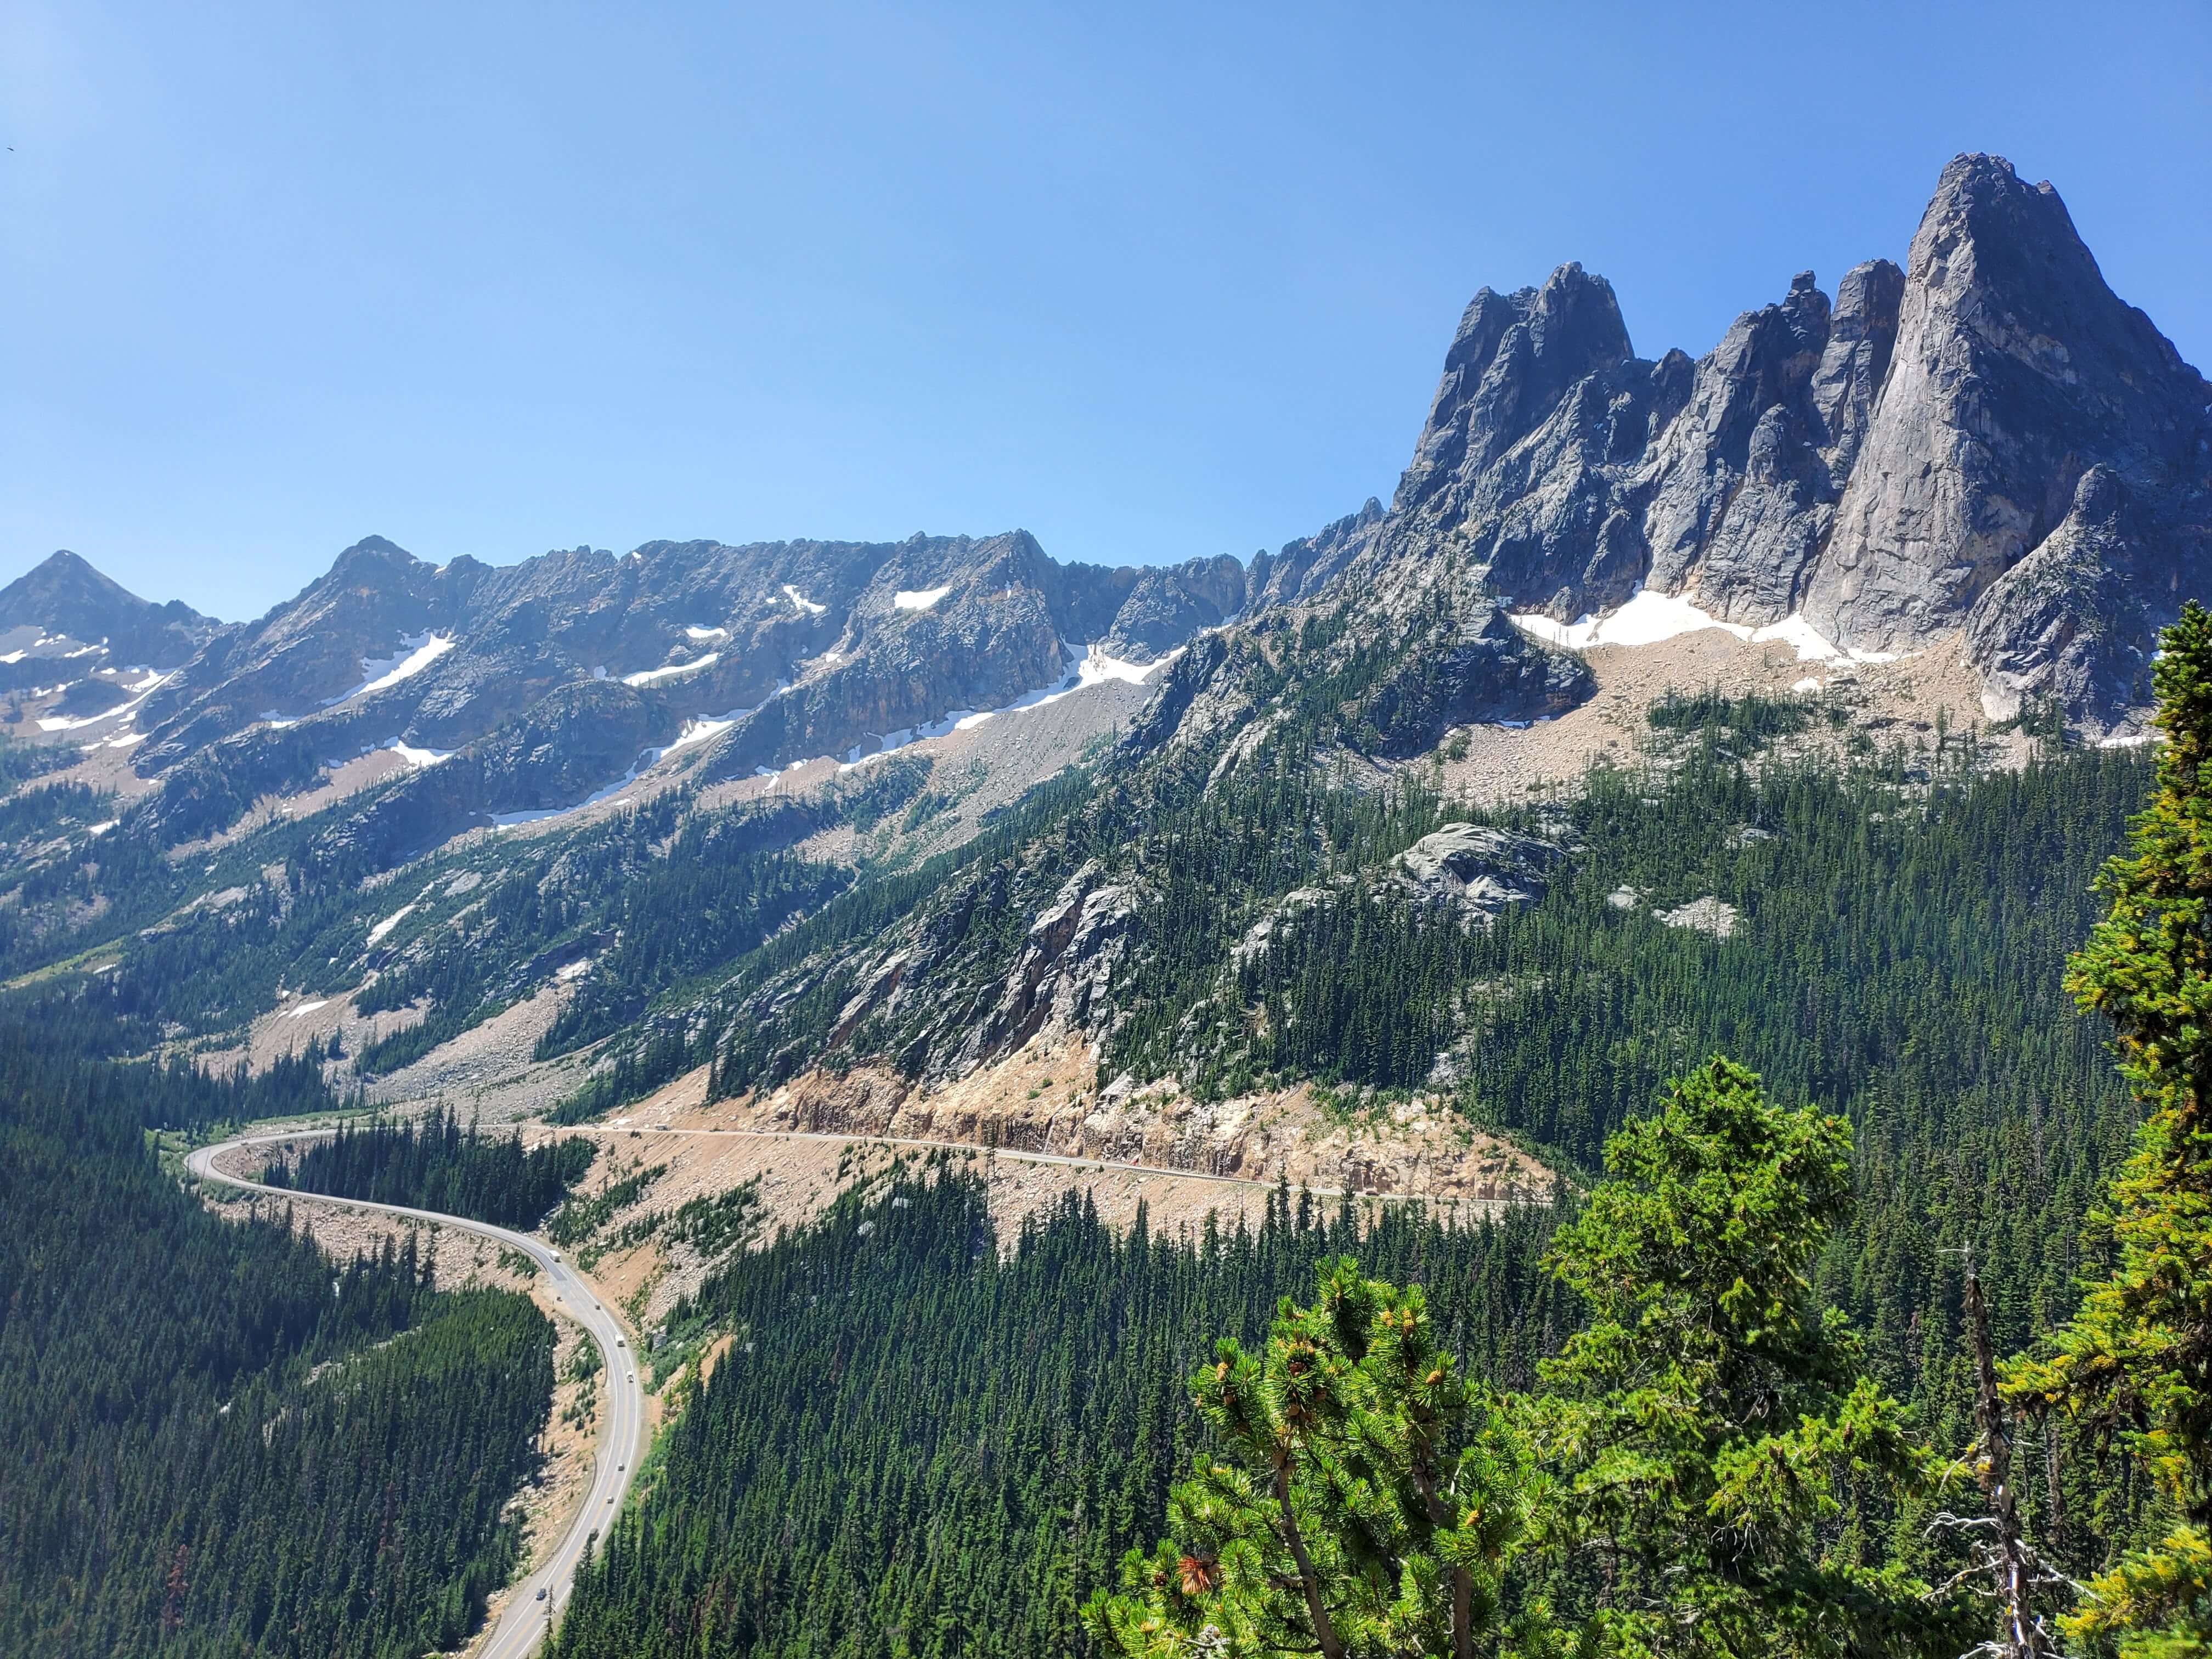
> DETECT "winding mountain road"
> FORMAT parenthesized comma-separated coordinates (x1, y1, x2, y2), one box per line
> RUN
(186, 1132, 647, 1659)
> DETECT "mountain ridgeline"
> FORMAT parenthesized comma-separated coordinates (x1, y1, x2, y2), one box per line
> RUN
(0, 157, 2196, 1146)
(0, 154, 2198, 872)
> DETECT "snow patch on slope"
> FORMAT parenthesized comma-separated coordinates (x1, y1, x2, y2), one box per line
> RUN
(37, 670, 171, 732)
(624, 652, 720, 687)
(827, 643, 1183, 772)
(894, 585, 952, 611)
(488, 708, 752, 827)
(1510, 590, 1899, 663)
(327, 634, 455, 706)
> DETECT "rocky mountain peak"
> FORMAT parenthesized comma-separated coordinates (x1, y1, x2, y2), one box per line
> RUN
(1254, 151, 2209, 732)
(1806, 153, 2211, 660)
(1398, 262, 1637, 513)
(0, 549, 217, 672)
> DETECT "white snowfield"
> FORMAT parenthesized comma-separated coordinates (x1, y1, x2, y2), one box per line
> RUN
(893, 585, 952, 612)
(1509, 589, 1897, 665)
(782, 584, 826, 616)
(684, 624, 729, 641)
(327, 634, 455, 706)
(836, 643, 1180, 771)
(623, 652, 720, 687)
(366, 903, 416, 946)
(36, 670, 172, 732)
(386, 738, 454, 769)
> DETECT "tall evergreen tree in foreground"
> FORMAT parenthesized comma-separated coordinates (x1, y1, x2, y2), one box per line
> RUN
(2010, 600, 2212, 1655)
(1533, 1057, 1960, 1659)
(1089, 1059, 1966, 1659)
(1080, 1257, 1550, 1659)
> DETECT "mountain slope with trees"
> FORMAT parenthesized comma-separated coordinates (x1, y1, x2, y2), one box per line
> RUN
(0, 1025, 556, 1659)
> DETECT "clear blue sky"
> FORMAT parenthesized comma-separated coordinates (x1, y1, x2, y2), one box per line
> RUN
(4, 1, 2207, 622)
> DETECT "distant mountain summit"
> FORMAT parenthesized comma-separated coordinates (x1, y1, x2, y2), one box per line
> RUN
(1170, 152, 2210, 741)
(13, 529, 1251, 852)
(0, 550, 216, 669)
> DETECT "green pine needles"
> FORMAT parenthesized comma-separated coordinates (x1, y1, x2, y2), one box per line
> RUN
(1087, 1059, 1967, 1659)
(1082, 1257, 1545, 1659)
(1531, 1057, 1954, 1659)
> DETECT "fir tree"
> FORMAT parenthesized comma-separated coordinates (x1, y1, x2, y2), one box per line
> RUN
(1081, 1259, 1550, 1659)
(2008, 600, 2212, 1654)
(1531, 1057, 1966, 1659)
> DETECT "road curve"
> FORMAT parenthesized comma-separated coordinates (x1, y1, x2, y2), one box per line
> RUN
(187, 1131, 648, 1659)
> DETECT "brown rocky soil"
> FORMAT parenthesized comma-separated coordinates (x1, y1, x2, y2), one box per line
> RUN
(694, 1037, 1543, 1200)
(507, 1037, 1539, 1335)
(1436, 625, 2029, 805)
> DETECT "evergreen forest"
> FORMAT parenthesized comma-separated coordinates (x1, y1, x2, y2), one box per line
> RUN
(0, 1025, 557, 1658)
(262, 1103, 597, 1227)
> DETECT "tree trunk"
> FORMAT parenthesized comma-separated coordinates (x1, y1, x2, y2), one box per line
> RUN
(1965, 1259, 2051, 1659)
(1273, 1455, 1347, 1659)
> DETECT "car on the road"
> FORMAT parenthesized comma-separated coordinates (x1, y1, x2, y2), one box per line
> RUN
(536, 1588, 548, 1601)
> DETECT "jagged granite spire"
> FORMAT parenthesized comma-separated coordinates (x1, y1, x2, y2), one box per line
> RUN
(1257, 151, 2211, 731)
(1807, 153, 2211, 663)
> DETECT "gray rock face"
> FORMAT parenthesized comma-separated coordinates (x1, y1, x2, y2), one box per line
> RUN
(1244, 499, 1384, 612)
(1266, 152, 2210, 731)
(1641, 264, 1904, 620)
(62, 524, 1252, 847)
(1807, 155, 2212, 658)
(1378, 266, 1679, 620)
(1965, 467, 2164, 721)
(941, 864, 1138, 1076)
(1099, 555, 1246, 661)
(0, 550, 218, 669)
(1389, 824, 1562, 921)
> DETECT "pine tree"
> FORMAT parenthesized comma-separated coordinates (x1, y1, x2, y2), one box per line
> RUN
(2008, 600, 2212, 1654)
(1080, 1257, 1550, 1659)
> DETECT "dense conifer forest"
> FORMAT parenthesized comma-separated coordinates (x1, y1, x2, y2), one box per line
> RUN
(262, 1103, 596, 1227)
(0, 1025, 557, 1658)
(549, 1166, 1573, 1658)
(0, 685, 2191, 1655)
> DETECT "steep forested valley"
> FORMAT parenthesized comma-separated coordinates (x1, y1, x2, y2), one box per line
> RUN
(0, 1024, 556, 1657)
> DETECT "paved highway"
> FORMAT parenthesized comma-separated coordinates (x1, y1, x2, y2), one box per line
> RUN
(187, 1131, 647, 1659)
(563, 1122, 1513, 1212)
